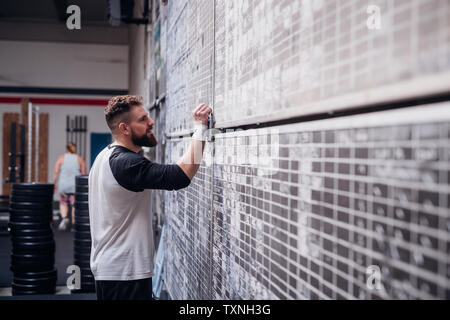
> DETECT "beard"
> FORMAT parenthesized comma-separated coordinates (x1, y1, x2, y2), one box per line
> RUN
(131, 129, 158, 147)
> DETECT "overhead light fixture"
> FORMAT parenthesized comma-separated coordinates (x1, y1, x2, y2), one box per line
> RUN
(107, 0, 149, 26)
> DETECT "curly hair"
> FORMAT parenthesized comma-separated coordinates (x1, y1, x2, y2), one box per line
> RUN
(105, 95, 143, 132)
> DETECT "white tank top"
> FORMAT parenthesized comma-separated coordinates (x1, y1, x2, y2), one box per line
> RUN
(58, 153, 81, 194)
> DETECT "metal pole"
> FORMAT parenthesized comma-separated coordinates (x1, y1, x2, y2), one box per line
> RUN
(84, 116, 88, 163)
(66, 115, 69, 145)
(76, 116, 80, 155)
(82, 116, 86, 160)
(71, 118, 75, 144)
(77, 116, 81, 156)
(74, 116, 78, 152)
(20, 125, 25, 182)
(9, 122, 17, 183)
(35, 106, 40, 182)
(27, 102, 32, 183)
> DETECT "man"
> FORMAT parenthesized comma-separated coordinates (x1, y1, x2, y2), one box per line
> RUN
(88, 95, 211, 300)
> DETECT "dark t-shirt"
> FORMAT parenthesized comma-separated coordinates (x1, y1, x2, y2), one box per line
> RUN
(108, 145, 191, 192)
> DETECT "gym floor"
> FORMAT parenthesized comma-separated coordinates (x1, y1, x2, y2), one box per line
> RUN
(0, 215, 96, 300)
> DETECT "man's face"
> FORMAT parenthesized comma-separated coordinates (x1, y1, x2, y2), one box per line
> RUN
(128, 106, 158, 147)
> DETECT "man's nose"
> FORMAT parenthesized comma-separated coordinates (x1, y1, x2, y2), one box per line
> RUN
(149, 118, 155, 127)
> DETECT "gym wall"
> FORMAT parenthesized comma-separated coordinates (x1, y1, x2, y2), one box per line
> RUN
(147, 0, 450, 299)
(0, 40, 128, 91)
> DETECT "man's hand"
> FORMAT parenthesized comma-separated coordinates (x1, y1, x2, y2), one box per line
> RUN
(176, 104, 212, 181)
(192, 104, 212, 126)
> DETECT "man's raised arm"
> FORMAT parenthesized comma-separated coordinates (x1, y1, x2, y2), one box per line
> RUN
(176, 104, 212, 180)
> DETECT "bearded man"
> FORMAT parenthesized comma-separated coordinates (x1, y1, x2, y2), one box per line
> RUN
(88, 95, 211, 300)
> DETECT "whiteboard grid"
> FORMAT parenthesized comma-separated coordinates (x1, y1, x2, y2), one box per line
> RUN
(163, 104, 450, 299)
(155, 0, 450, 300)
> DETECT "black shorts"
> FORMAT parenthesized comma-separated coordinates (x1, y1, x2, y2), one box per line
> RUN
(95, 278, 152, 300)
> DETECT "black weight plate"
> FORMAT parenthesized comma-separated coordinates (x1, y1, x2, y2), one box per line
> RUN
(75, 223, 90, 232)
(12, 253, 55, 261)
(12, 238, 55, 247)
(12, 282, 55, 292)
(10, 202, 52, 211)
(73, 259, 91, 268)
(73, 257, 90, 264)
(11, 262, 55, 273)
(12, 183, 53, 191)
(80, 282, 96, 289)
(74, 201, 88, 210)
(71, 286, 95, 294)
(11, 251, 54, 260)
(9, 227, 53, 237)
(13, 275, 57, 286)
(12, 287, 56, 295)
(11, 266, 55, 273)
(74, 210, 89, 218)
(75, 176, 89, 185)
(74, 193, 88, 202)
(10, 212, 52, 219)
(12, 246, 55, 255)
(80, 266, 92, 272)
(10, 195, 53, 203)
(13, 269, 57, 279)
(12, 289, 55, 296)
(75, 216, 90, 224)
(11, 242, 56, 254)
(74, 238, 91, 247)
(74, 252, 91, 261)
(9, 208, 52, 216)
(11, 197, 53, 204)
(74, 231, 91, 240)
(72, 259, 90, 267)
(73, 250, 91, 258)
(80, 269, 93, 277)
(12, 248, 55, 257)
(9, 201, 53, 208)
(73, 245, 91, 254)
(75, 185, 89, 193)
(9, 217, 51, 224)
(12, 281, 57, 292)
(9, 215, 52, 224)
(10, 232, 52, 240)
(11, 251, 55, 258)
(11, 193, 52, 201)
(74, 245, 91, 254)
(11, 262, 55, 271)
(81, 274, 95, 286)
(12, 282, 56, 290)
(13, 240, 55, 251)
(8, 221, 50, 230)
(9, 213, 52, 223)
(11, 234, 53, 242)
(11, 189, 54, 196)
(12, 245, 55, 256)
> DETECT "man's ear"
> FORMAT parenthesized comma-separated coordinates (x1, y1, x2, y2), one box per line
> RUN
(118, 122, 130, 135)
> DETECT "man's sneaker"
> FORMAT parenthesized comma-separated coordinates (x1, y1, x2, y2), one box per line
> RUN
(58, 218, 70, 231)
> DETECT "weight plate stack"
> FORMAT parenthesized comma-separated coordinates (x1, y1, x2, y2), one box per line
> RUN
(9, 183, 57, 295)
(72, 175, 95, 293)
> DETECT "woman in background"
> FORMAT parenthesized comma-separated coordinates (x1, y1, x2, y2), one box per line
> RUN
(53, 142, 87, 231)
